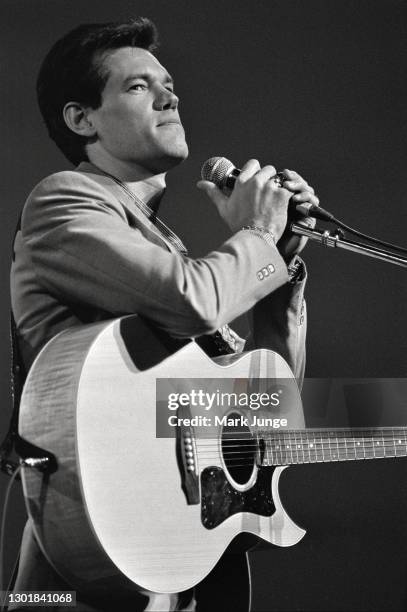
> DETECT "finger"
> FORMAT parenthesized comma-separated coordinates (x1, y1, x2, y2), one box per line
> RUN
(295, 216, 316, 229)
(282, 169, 315, 192)
(282, 169, 308, 182)
(283, 179, 314, 194)
(238, 159, 261, 182)
(254, 164, 278, 185)
(281, 169, 300, 181)
(196, 180, 228, 208)
(291, 191, 319, 206)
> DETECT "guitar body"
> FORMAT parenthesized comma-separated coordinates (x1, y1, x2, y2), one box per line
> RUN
(19, 315, 306, 595)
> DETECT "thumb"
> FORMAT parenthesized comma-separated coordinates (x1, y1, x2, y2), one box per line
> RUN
(196, 180, 227, 209)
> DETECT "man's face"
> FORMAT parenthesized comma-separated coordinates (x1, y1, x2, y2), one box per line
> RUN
(87, 47, 188, 173)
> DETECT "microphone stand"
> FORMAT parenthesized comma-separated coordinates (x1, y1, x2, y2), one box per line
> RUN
(291, 223, 407, 268)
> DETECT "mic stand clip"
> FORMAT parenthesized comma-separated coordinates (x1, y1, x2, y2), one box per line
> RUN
(291, 223, 407, 268)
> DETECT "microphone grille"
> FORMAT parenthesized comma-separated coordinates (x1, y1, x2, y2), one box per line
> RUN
(201, 157, 234, 187)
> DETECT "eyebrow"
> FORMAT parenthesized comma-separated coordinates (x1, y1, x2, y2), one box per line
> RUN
(123, 72, 174, 87)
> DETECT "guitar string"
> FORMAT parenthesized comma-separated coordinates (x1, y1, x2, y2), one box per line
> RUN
(226, 434, 406, 443)
(202, 427, 407, 435)
(196, 438, 407, 446)
(193, 445, 407, 468)
(194, 437, 407, 447)
(194, 449, 407, 462)
(179, 350, 407, 463)
(195, 457, 405, 468)
(195, 447, 407, 459)
(192, 439, 407, 467)
(196, 441, 407, 452)
(194, 428, 407, 437)
(188, 454, 407, 469)
(188, 427, 407, 438)
(194, 443, 407, 456)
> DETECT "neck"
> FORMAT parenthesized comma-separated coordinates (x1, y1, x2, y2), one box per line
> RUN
(86, 151, 167, 212)
(258, 427, 407, 466)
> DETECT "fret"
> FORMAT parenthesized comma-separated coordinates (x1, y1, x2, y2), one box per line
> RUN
(286, 431, 293, 465)
(336, 431, 341, 461)
(365, 434, 373, 459)
(275, 433, 283, 465)
(316, 436, 324, 463)
(309, 435, 317, 463)
(289, 432, 297, 464)
(354, 435, 364, 460)
(334, 431, 343, 461)
(275, 435, 282, 465)
(287, 432, 293, 465)
(290, 432, 298, 464)
(319, 434, 325, 462)
(349, 432, 357, 461)
(345, 431, 355, 461)
(262, 435, 268, 467)
(336, 430, 345, 461)
(301, 431, 310, 464)
(303, 431, 307, 464)
(280, 432, 287, 465)
(370, 433, 376, 459)
(267, 434, 274, 467)
(326, 431, 336, 461)
(281, 434, 286, 465)
(395, 430, 406, 457)
(374, 433, 385, 458)
(296, 432, 304, 464)
(287, 431, 294, 465)
(362, 438, 369, 459)
(298, 431, 305, 465)
(344, 431, 353, 461)
(327, 433, 340, 462)
(270, 435, 275, 465)
(387, 428, 396, 458)
(266, 433, 271, 465)
(261, 432, 269, 466)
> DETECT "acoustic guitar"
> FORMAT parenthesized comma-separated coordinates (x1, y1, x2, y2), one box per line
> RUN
(18, 315, 407, 595)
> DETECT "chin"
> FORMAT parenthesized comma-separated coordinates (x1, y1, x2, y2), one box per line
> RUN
(155, 144, 189, 172)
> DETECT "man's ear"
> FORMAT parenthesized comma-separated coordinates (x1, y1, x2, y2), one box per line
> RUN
(63, 102, 96, 137)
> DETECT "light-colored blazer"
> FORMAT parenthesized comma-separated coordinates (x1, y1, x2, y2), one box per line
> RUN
(9, 161, 307, 602)
(10, 162, 306, 377)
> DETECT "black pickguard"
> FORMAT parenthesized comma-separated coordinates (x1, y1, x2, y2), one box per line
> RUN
(201, 466, 275, 529)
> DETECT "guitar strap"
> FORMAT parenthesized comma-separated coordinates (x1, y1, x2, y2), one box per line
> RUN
(0, 214, 56, 478)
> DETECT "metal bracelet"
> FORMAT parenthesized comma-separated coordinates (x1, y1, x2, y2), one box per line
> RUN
(241, 226, 276, 246)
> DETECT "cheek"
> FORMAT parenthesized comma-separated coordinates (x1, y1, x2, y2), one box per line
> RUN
(94, 100, 153, 148)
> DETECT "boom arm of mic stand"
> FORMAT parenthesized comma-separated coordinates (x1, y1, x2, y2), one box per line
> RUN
(291, 223, 407, 268)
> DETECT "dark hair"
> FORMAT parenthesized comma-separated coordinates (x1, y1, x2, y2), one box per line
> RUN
(37, 17, 159, 165)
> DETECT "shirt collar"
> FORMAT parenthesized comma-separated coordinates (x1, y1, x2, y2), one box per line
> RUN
(75, 161, 188, 256)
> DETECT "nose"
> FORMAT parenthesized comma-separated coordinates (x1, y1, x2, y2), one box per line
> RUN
(153, 85, 179, 111)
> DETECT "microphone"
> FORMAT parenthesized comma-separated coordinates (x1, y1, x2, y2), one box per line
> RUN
(201, 156, 334, 222)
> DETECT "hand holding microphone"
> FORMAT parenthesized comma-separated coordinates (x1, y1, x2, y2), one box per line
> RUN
(197, 158, 292, 241)
(197, 157, 322, 258)
(198, 157, 407, 265)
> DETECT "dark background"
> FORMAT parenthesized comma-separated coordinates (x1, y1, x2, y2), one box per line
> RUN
(1, 0, 407, 609)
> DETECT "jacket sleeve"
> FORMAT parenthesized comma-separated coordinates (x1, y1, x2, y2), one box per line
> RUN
(245, 259, 307, 386)
(21, 171, 292, 339)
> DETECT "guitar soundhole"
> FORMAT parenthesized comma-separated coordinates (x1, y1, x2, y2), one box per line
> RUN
(221, 412, 256, 485)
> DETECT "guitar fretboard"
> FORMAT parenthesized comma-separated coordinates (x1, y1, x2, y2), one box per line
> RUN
(259, 428, 407, 466)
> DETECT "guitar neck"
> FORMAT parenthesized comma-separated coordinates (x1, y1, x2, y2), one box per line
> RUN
(260, 428, 407, 466)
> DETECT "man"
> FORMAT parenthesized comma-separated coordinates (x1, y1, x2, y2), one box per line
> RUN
(9, 17, 318, 612)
